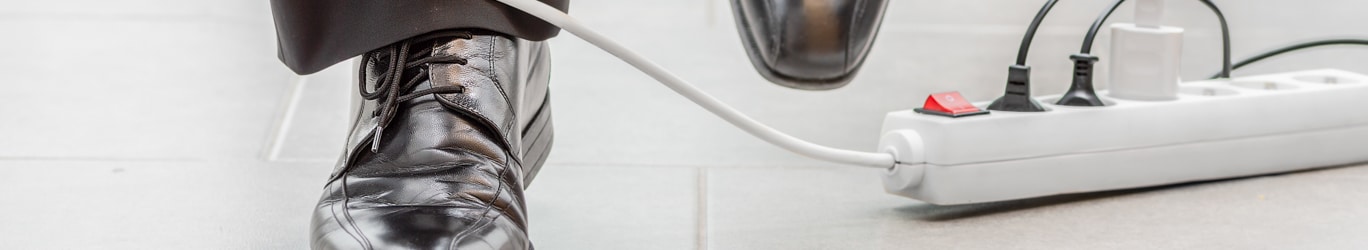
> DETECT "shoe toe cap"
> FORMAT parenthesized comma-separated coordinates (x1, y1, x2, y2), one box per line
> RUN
(312, 203, 531, 250)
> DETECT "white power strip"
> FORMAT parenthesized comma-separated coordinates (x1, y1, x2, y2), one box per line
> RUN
(878, 69, 1368, 205)
(492, 0, 1368, 206)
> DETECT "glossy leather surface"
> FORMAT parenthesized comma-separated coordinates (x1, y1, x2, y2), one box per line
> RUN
(730, 0, 890, 90)
(312, 34, 551, 250)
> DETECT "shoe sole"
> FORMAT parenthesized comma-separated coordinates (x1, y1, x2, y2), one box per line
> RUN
(520, 94, 554, 187)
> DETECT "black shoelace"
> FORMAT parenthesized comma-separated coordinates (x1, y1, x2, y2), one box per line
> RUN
(359, 32, 474, 152)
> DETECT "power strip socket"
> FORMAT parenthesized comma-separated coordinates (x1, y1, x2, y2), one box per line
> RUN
(877, 69, 1368, 205)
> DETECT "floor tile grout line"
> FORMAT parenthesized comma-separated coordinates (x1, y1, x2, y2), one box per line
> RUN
(704, 0, 716, 28)
(0, 156, 206, 163)
(267, 158, 337, 164)
(544, 161, 853, 169)
(263, 74, 310, 161)
(236, 159, 856, 169)
(0, 10, 273, 26)
(697, 167, 709, 250)
(0, 157, 340, 167)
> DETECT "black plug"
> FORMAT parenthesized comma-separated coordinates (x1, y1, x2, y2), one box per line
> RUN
(987, 65, 1049, 112)
(1056, 54, 1106, 107)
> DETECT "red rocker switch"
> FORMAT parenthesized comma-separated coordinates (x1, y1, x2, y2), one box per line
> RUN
(915, 91, 990, 118)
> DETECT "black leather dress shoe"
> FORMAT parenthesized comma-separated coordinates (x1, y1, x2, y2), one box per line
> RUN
(730, 0, 890, 90)
(310, 30, 554, 250)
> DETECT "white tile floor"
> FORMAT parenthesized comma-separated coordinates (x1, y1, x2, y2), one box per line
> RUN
(3, 0, 1368, 249)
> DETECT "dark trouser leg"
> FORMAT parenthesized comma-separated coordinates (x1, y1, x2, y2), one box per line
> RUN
(269, 0, 569, 74)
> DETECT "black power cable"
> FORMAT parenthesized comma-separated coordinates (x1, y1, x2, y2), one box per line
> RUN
(1015, 0, 1061, 66)
(1078, 0, 1231, 74)
(1057, 0, 1124, 106)
(1059, 0, 1234, 106)
(1199, 0, 1233, 78)
(990, 0, 1059, 112)
(1080, 0, 1126, 54)
(1210, 39, 1368, 79)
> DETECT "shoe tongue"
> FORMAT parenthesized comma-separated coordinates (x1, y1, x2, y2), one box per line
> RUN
(425, 35, 520, 157)
(370, 90, 513, 168)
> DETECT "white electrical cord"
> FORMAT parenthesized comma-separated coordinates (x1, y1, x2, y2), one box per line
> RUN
(494, 0, 897, 168)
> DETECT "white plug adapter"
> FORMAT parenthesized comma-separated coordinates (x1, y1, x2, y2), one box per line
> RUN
(1109, 0, 1184, 101)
